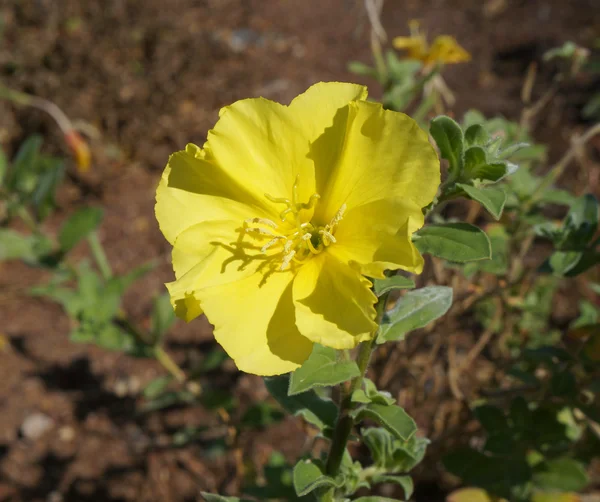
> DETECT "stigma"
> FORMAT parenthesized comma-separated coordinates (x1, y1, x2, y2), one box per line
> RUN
(243, 176, 346, 271)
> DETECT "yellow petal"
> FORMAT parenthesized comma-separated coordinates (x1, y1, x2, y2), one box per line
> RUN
(329, 198, 425, 277)
(155, 144, 272, 245)
(289, 81, 368, 142)
(207, 96, 316, 209)
(293, 253, 377, 349)
(167, 219, 267, 321)
(312, 100, 440, 224)
(427, 35, 471, 64)
(392, 35, 428, 60)
(195, 270, 313, 375)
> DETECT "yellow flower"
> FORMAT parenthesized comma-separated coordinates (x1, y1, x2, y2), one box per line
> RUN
(155, 82, 439, 375)
(393, 21, 471, 66)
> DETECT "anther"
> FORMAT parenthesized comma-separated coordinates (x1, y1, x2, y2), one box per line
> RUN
(245, 217, 277, 228)
(330, 203, 347, 227)
(280, 250, 296, 270)
(245, 227, 277, 237)
(261, 237, 284, 253)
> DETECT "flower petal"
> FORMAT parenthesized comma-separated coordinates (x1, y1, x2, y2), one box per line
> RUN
(293, 253, 377, 349)
(207, 97, 316, 208)
(392, 36, 427, 60)
(311, 100, 440, 224)
(427, 36, 471, 64)
(288, 81, 368, 142)
(167, 219, 269, 321)
(156, 144, 271, 245)
(329, 198, 425, 277)
(195, 270, 313, 375)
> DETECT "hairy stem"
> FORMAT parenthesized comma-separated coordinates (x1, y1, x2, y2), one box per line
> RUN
(323, 292, 390, 497)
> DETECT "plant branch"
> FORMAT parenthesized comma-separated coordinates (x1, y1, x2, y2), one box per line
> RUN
(323, 292, 390, 487)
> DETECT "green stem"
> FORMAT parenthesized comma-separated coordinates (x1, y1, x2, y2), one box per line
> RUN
(87, 231, 112, 280)
(155, 346, 187, 383)
(323, 292, 390, 495)
(118, 314, 188, 385)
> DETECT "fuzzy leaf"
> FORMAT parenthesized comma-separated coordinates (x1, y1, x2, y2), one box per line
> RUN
(372, 475, 414, 499)
(377, 286, 453, 343)
(430, 116, 464, 177)
(289, 345, 360, 395)
(352, 403, 417, 441)
(373, 275, 415, 296)
(292, 459, 338, 496)
(414, 223, 491, 262)
(458, 183, 507, 220)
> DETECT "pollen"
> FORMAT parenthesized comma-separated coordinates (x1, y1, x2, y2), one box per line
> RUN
(242, 176, 346, 271)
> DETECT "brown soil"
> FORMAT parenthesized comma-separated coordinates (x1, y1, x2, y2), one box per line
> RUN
(0, 1, 599, 501)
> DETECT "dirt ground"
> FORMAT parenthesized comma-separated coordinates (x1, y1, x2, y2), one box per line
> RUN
(0, 1, 599, 501)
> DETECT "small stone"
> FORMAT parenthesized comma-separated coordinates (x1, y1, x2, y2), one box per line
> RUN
(21, 412, 54, 440)
(228, 28, 261, 53)
(58, 426, 75, 442)
(114, 379, 129, 397)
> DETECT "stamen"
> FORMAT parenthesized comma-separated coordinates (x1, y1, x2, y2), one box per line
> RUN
(245, 227, 277, 237)
(329, 203, 347, 227)
(245, 217, 278, 228)
(280, 250, 296, 270)
(319, 229, 337, 246)
(242, 177, 345, 271)
(261, 237, 284, 253)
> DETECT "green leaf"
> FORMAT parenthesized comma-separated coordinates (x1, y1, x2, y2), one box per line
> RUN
(539, 188, 576, 206)
(363, 378, 395, 405)
(463, 147, 514, 183)
(377, 286, 453, 343)
(373, 275, 415, 296)
(414, 223, 492, 262)
(289, 344, 360, 396)
(264, 375, 338, 430)
(372, 475, 414, 499)
(563, 193, 598, 247)
(0, 229, 53, 264)
(443, 448, 532, 499)
(59, 207, 104, 252)
(353, 497, 402, 501)
(151, 292, 177, 341)
(9, 134, 43, 192)
(348, 61, 378, 78)
(292, 459, 338, 496)
(31, 158, 65, 221)
(352, 403, 417, 441)
(532, 457, 589, 492)
(464, 124, 490, 147)
(548, 251, 583, 276)
(457, 183, 507, 220)
(430, 116, 464, 178)
(473, 405, 510, 434)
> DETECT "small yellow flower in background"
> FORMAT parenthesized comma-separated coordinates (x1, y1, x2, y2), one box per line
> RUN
(393, 20, 471, 66)
(64, 130, 91, 173)
(155, 82, 439, 375)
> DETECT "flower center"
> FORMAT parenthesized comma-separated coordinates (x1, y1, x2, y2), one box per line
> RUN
(243, 176, 346, 271)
